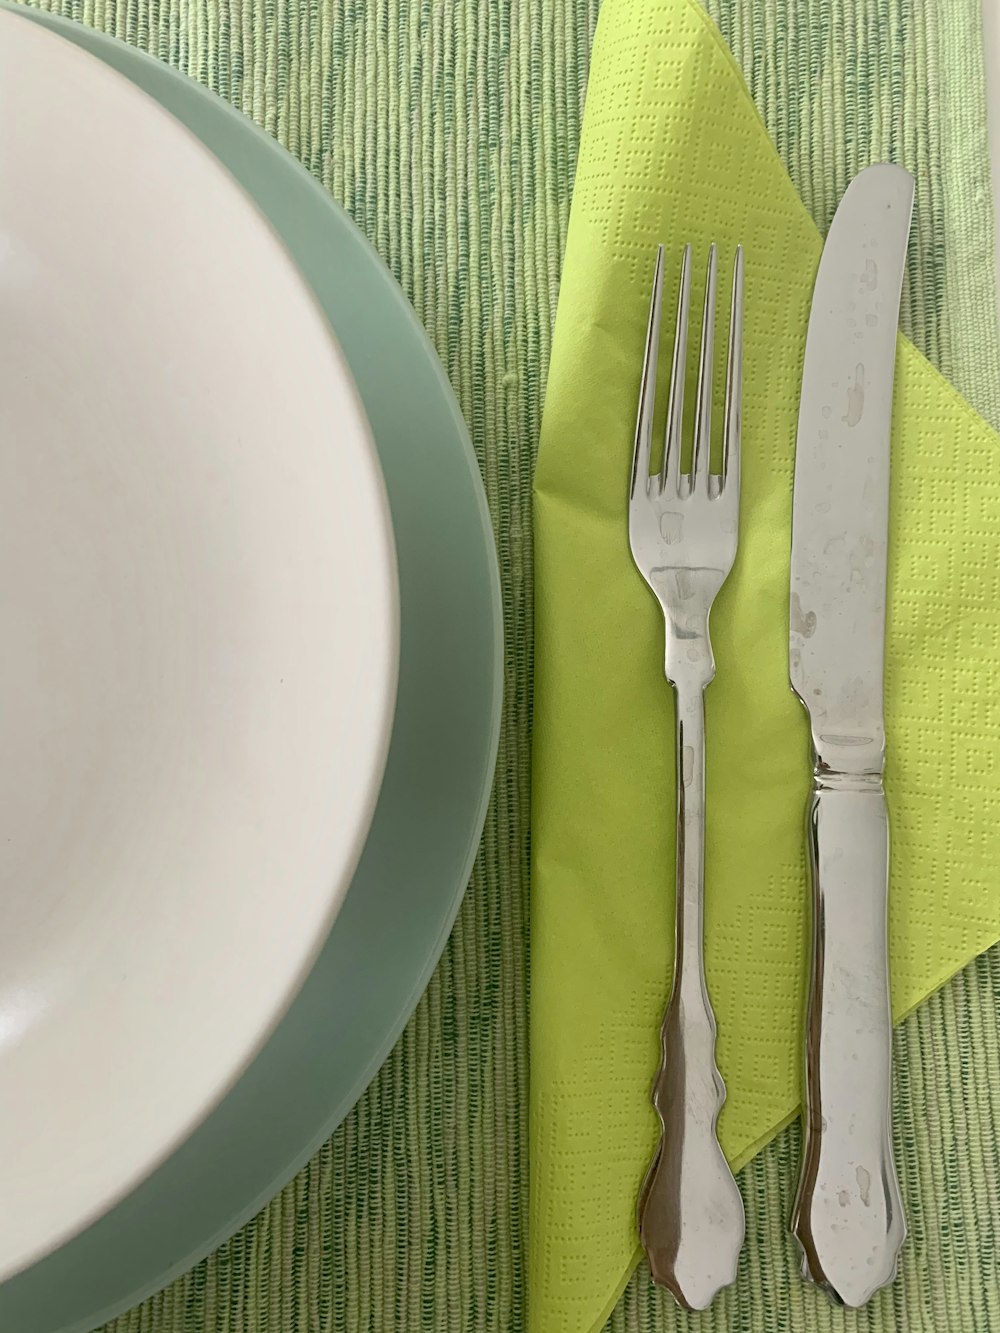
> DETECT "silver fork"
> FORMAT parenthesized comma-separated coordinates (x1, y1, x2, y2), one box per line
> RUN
(629, 243, 746, 1311)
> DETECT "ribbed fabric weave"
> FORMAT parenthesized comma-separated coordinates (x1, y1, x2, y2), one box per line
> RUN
(11, 0, 998, 1328)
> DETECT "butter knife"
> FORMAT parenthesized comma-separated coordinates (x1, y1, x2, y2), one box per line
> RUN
(788, 163, 913, 1306)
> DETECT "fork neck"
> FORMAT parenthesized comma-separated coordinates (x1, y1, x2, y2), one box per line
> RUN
(663, 609, 716, 695)
(671, 680, 709, 994)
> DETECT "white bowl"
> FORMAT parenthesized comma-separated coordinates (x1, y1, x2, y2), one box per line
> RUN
(0, 11, 398, 1281)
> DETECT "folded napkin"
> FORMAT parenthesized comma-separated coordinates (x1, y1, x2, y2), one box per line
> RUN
(530, 1, 1000, 1330)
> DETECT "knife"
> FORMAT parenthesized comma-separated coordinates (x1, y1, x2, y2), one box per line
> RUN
(788, 163, 913, 1307)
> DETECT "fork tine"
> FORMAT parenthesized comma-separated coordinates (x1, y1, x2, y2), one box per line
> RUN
(691, 244, 718, 490)
(661, 245, 692, 496)
(722, 245, 744, 494)
(631, 245, 665, 499)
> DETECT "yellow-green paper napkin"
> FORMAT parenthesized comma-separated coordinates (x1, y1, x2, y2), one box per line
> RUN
(530, 1, 1000, 1330)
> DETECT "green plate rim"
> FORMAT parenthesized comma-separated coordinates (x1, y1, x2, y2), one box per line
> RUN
(0, 8, 503, 1332)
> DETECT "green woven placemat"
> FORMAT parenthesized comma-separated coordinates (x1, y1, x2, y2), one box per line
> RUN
(12, 0, 998, 1329)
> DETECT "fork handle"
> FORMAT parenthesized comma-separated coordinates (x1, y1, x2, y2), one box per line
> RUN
(638, 683, 744, 1310)
(791, 780, 905, 1306)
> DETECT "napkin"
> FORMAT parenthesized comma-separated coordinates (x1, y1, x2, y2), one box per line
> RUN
(530, 1, 1000, 1330)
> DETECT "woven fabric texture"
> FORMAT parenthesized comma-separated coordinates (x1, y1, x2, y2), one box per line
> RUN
(8, 0, 997, 1330)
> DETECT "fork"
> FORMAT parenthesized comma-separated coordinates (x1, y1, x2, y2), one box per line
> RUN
(629, 242, 746, 1311)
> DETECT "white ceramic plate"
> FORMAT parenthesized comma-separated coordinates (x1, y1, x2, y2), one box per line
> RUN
(0, 10, 398, 1283)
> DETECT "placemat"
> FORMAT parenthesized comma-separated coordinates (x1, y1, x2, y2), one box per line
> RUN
(11, 0, 998, 1329)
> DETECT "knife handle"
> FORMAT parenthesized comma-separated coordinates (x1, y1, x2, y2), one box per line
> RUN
(791, 778, 905, 1306)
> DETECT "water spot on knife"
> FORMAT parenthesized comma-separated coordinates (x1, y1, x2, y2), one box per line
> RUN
(866, 312, 878, 327)
(820, 732, 871, 747)
(822, 406, 832, 419)
(856, 1165, 872, 1207)
(862, 475, 877, 507)
(790, 593, 817, 639)
(860, 257, 878, 292)
(843, 364, 865, 426)
(816, 500, 831, 514)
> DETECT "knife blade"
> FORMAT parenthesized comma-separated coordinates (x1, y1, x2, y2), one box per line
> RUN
(788, 163, 914, 1308)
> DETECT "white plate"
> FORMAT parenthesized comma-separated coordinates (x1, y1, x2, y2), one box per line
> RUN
(0, 10, 398, 1282)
